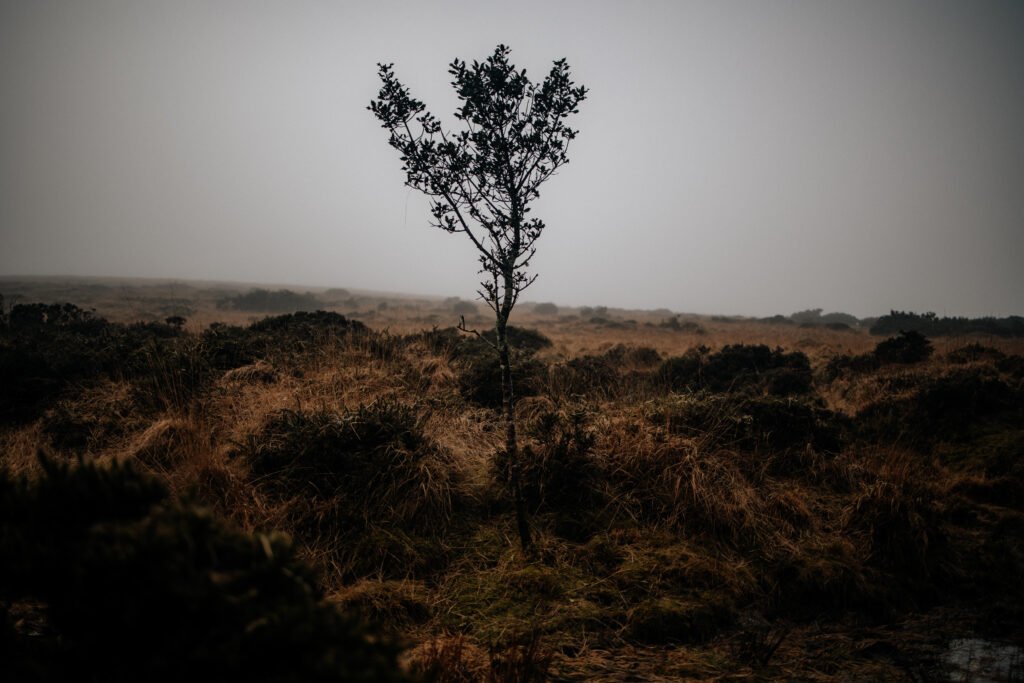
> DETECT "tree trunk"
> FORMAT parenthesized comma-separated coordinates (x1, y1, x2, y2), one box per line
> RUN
(496, 316, 532, 553)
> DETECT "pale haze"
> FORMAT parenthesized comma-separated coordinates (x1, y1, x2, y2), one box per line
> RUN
(1, 0, 1022, 318)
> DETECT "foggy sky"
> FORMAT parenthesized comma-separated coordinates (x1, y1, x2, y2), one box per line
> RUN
(1, 0, 1022, 317)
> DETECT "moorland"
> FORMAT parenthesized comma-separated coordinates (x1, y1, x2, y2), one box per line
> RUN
(2, 276, 1023, 681)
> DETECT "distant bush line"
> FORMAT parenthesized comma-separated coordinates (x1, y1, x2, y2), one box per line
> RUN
(869, 310, 1024, 338)
(218, 288, 322, 313)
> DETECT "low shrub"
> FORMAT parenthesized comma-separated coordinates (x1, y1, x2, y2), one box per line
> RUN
(855, 371, 1020, 446)
(946, 343, 1006, 365)
(658, 345, 812, 396)
(499, 408, 604, 539)
(873, 330, 933, 364)
(451, 333, 548, 409)
(0, 457, 402, 682)
(649, 393, 843, 454)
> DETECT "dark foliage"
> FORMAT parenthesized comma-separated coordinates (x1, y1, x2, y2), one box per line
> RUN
(219, 288, 323, 313)
(870, 310, 1024, 338)
(242, 401, 453, 528)
(0, 457, 402, 682)
(824, 332, 935, 381)
(659, 316, 706, 333)
(946, 343, 1007, 365)
(651, 393, 844, 454)
(503, 408, 604, 538)
(456, 349, 547, 409)
(789, 309, 860, 327)
(855, 372, 1022, 447)
(0, 304, 186, 423)
(659, 345, 812, 396)
(873, 330, 933, 364)
(550, 345, 661, 398)
(479, 326, 552, 354)
(0, 303, 368, 424)
(448, 328, 550, 409)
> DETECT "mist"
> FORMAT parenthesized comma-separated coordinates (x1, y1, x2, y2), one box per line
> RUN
(2, 0, 1022, 317)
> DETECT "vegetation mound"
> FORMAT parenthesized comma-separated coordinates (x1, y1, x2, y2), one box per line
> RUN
(238, 400, 460, 577)
(0, 457, 401, 682)
(659, 344, 812, 396)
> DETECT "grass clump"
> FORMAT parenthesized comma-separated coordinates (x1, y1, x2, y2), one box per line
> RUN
(238, 399, 460, 578)
(648, 393, 843, 455)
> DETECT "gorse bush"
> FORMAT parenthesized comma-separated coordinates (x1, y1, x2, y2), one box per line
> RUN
(0, 456, 402, 682)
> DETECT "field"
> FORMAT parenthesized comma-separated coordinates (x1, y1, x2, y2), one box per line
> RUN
(2, 276, 1023, 681)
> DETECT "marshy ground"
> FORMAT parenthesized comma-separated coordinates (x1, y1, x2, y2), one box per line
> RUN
(2, 277, 1023, 681)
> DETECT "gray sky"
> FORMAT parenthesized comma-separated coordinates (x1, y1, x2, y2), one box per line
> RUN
(1, 0, 1022, 317)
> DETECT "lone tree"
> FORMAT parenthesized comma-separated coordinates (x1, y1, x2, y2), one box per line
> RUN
(369, 45, 587, 551)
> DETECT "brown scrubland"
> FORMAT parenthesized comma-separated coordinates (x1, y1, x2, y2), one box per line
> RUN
(2, 277, 1023, 681)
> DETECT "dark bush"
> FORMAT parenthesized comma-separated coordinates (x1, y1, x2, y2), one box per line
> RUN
(503, 408, 604, 538)
(449, 329, 549, 409)
(604, 344, 662, 367)
(870, 310, 1024, 338)
(947, 343, 1007, 365)
(658, 345, 812, 396)
(854, 371, 1020, 446)
(659, 316, 705, 333)
(650, 393, 843, 454)
(550, 355, 619, 398)
(532, 302, 559, 315)
(478, 325, 552, 353)
(219, 288, 323, 313)
(0, 304, 187, 423)
(873, 330, 933, 364)
(0, 457, 402, 682)
(40, 383, 144, 453)
(549, 346, 662, 399)
(998, 354, 1024, 380)
(248, 310, 366, 338)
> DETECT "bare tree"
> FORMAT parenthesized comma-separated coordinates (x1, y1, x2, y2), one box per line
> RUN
(369, 44, 587, 552)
